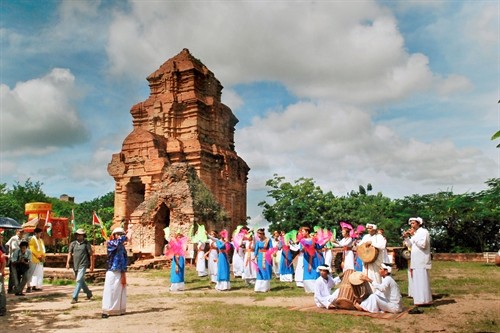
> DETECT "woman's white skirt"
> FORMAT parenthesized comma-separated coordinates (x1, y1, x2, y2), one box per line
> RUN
(303, 280, 315, 293)
(215, 281, 231, 291)
(279, 273, 293, 282)
(30, 263, 44, 288)
(254, 280, 271, 292)
(170, 282, 185, 292)
(102, 271, 126, 315)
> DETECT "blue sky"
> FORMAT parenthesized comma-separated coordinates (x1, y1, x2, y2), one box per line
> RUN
(1, 0, 498, 226)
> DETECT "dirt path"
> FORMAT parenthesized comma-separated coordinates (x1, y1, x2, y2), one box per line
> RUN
(1, 271, 498, 333)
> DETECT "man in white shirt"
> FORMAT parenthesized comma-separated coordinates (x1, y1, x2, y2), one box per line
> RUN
(313, 264, 341, 309)
(404, 217, 433, 306)
(356, 263, 403, 313)
(358, 223, 387, 284)
(6, 229, 24, 294)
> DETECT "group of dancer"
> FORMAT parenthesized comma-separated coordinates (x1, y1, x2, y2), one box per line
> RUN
(167, 222, 384, 293)
(166, 217, 433, 315)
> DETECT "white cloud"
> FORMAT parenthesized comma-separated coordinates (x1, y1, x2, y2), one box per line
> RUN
(221, 88, 244, 113)
(236, 101, 497, 198)
(104, 1, 453, 106)
(0, 68, 89, 153)
(71, 147, 116, 182)
(435, 74, 473, 96)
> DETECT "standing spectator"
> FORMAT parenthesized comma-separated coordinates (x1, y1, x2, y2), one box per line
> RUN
(6, 229, 24, 294)
(102, 227, 128, 318)
(28, 228, 45, 292)
(404, 217, 433, 306)
(11, 241, 32, 296)
(0, 233, 8, 316)
(66, 228, 93, 304)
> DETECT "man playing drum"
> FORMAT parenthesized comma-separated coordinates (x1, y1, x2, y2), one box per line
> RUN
(355, 263, 403, 314)
(357, 223, 386, 285)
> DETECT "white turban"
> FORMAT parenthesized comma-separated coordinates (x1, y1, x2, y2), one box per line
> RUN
(381, 263, 392, 273)
(366, 223, 377, 230)
(408, 217, 423, 225)
(316, 264, 332, 273)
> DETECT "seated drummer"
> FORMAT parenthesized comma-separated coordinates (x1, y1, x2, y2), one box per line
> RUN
(354, 264, 403, 313)
(313, 265, 341, 309)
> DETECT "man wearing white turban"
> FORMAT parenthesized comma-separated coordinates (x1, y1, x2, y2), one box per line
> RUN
(403, 217, 433, 306)
(357, 223, 386, 285)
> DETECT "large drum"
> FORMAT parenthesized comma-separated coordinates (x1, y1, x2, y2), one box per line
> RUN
(357, 243, 379, 264)
(333, 269, 357, 310)
(348, 271, 372, 302)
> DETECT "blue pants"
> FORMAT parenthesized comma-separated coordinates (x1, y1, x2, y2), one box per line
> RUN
(72, 267, 92, 300)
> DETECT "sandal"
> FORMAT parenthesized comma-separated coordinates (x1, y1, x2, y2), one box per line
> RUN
(409, 307, 423, 314)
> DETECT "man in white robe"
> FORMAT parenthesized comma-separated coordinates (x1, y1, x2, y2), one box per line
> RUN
(357, 263, 403, 313)
(313, 265, 341, 309)
(404, 217, 433, 306)
(358, 223, 386, 285)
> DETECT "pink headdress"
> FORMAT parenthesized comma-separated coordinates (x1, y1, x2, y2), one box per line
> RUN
(340, 222, 353, 230)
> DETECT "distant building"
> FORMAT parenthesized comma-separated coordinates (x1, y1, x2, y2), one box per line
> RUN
(59, 194, 75, 203)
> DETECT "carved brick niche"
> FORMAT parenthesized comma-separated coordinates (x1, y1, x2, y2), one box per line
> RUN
(108, 49, 249, 256)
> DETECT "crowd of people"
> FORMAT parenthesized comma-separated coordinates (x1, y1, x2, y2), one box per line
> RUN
(0, 216, 432, 318)
(165, 217, 433, 315)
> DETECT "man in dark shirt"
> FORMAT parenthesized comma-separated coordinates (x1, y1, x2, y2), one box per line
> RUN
(11, 240, 32, 296)
(66, 229, 93, 304)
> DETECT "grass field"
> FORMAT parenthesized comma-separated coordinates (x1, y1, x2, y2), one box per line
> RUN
(135, 260, 499, 333)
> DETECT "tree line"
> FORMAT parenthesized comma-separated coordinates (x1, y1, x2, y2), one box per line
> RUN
(1, 177, 498, 253)
(258, 175, 499, 253)
(0, 179, 114, 245)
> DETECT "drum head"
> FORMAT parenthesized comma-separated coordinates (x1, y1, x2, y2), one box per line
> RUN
(348, 271, 364, 286)
(402, 249, 411, 260)
(334, 298, 356, 310)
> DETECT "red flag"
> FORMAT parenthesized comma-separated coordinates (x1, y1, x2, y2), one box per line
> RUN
(92, 211, 101, 226)
(92, 211, 108, 240)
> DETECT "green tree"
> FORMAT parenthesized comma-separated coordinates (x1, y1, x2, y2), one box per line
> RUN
(258, 175, 329, 232)
(0, 183, 24, 222)
(0, 179, 50, 223)
(74, 192, 115, 244)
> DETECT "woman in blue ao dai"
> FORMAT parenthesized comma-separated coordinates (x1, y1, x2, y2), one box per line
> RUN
(254, 228, 272, 292)
(168, 233, 187, 291)
(208, 231, 231, 291)
(279, 232, 295, 282)
(300, 226, 323, 293)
